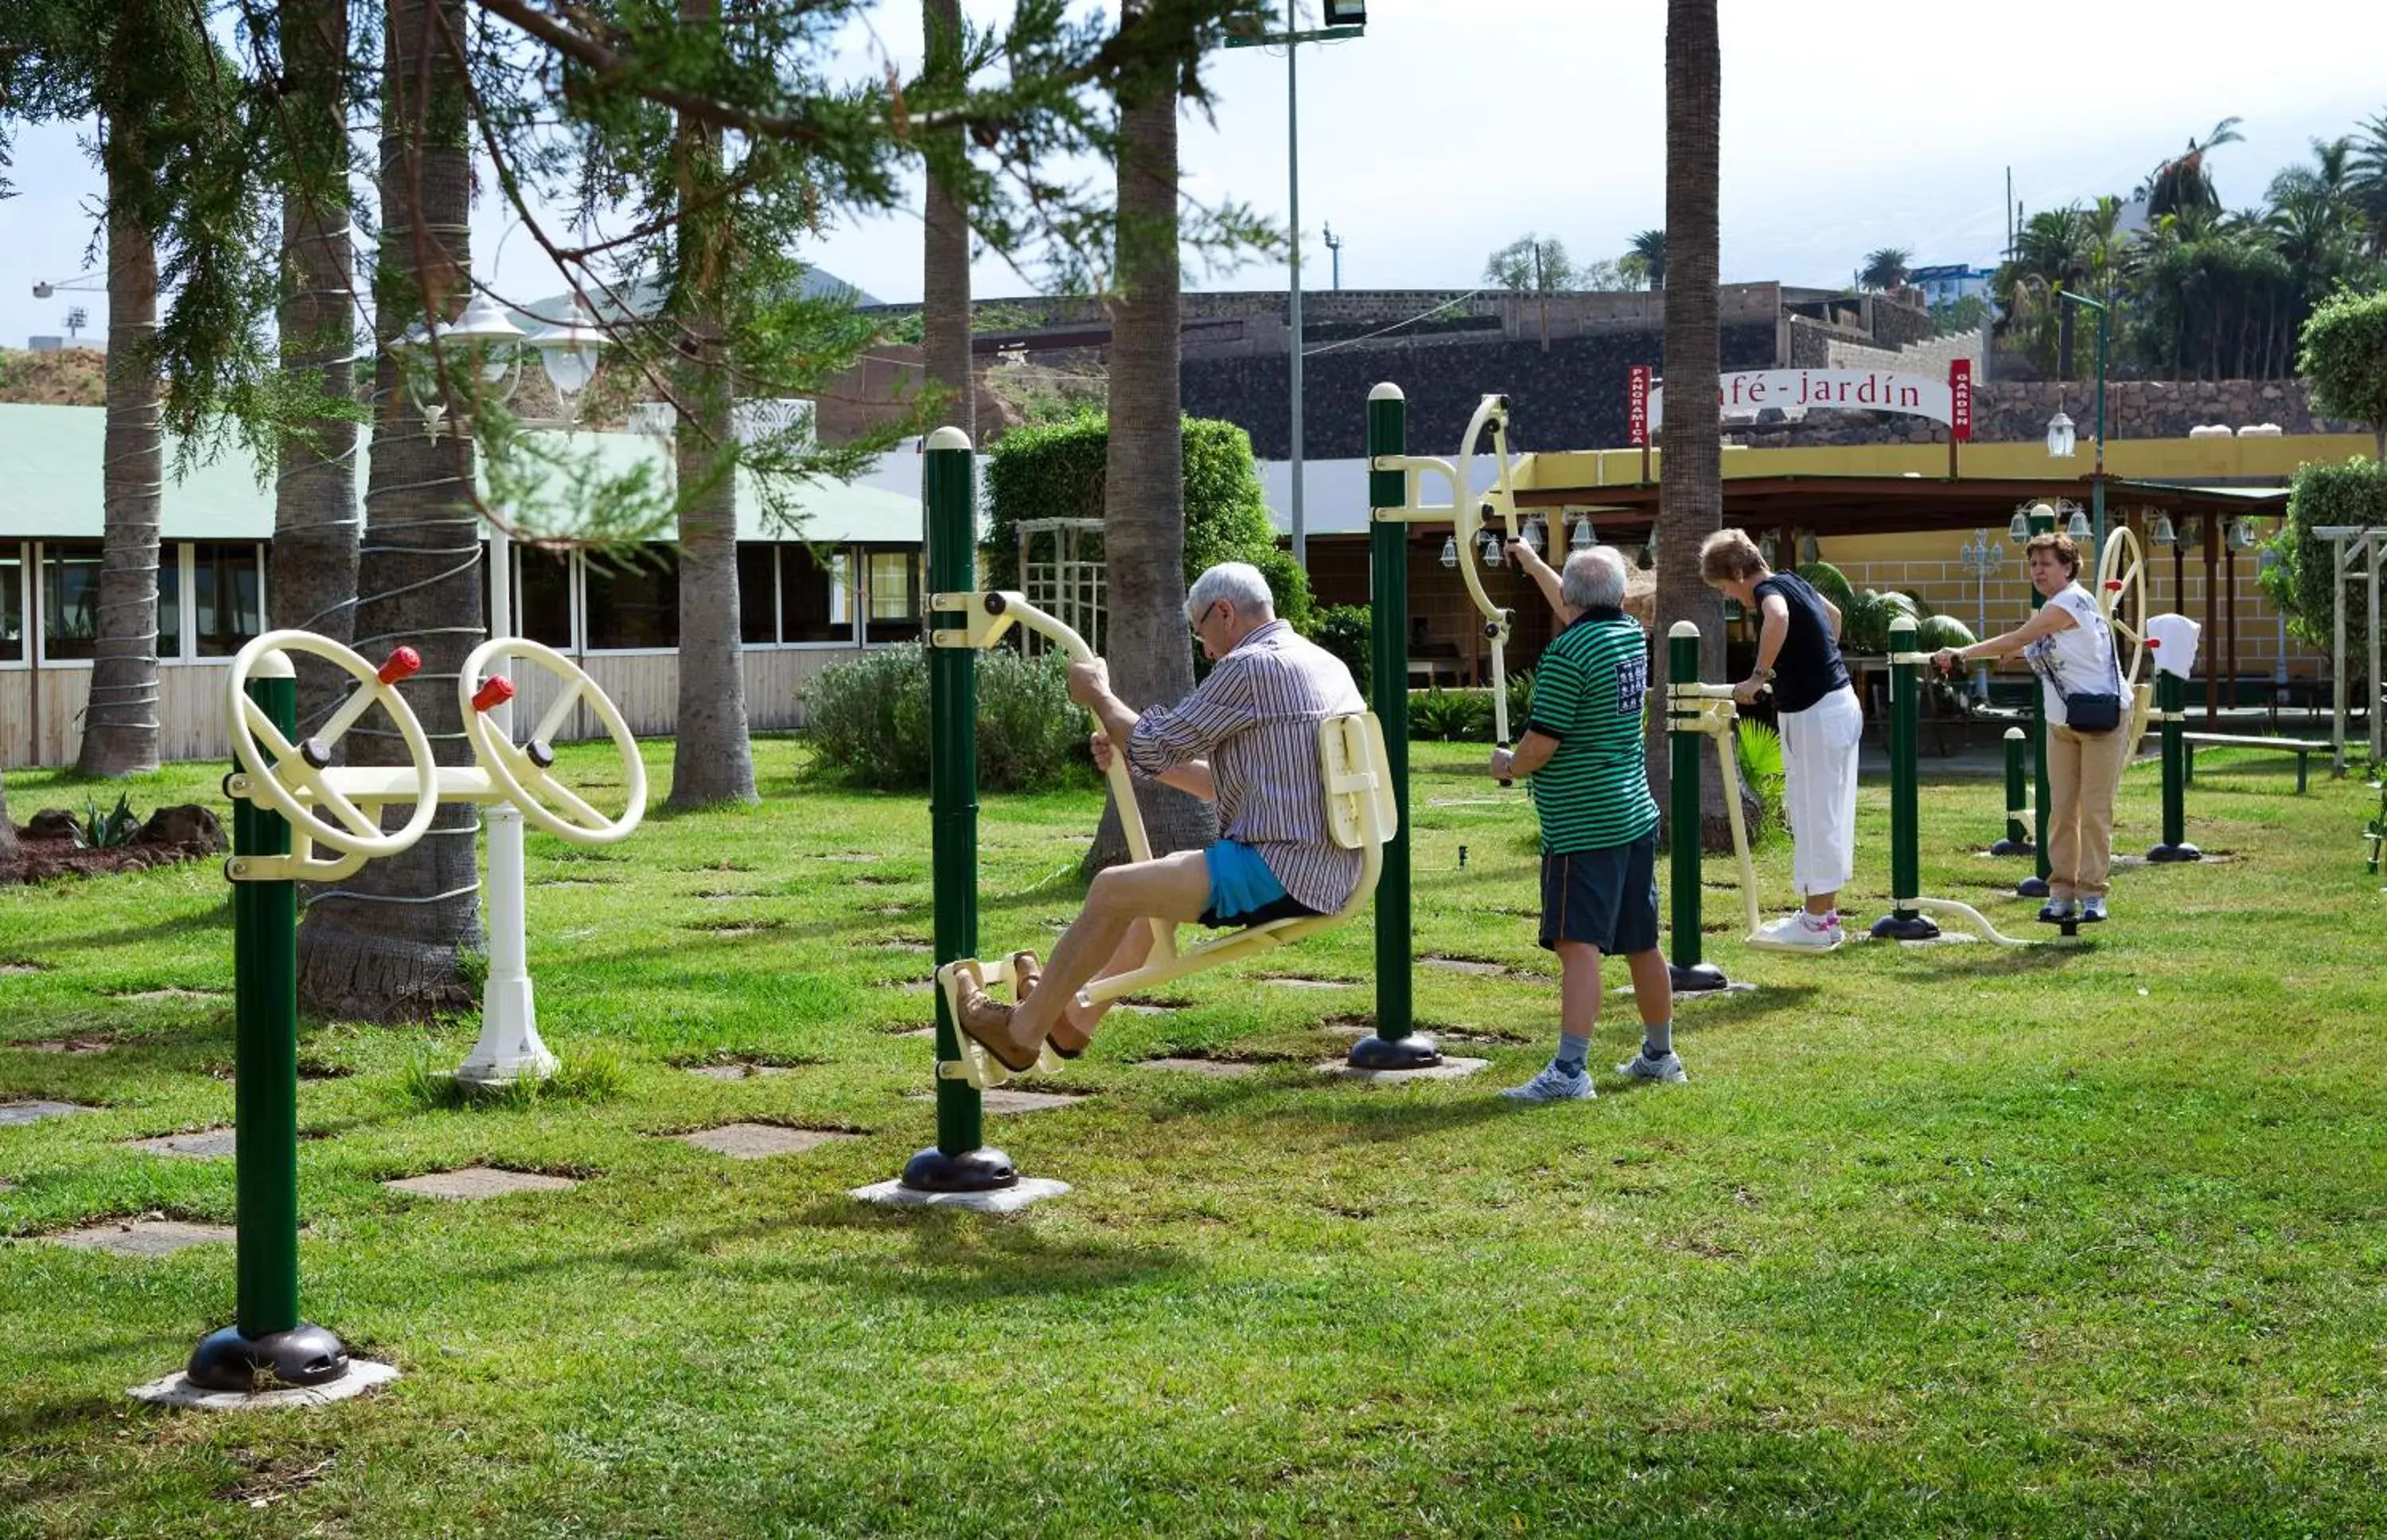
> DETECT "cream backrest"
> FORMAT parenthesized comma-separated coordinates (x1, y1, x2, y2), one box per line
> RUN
(1319, 713, 1397, 852)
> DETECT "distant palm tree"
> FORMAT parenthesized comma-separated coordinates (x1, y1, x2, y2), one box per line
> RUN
(2340, 110, 2387, 257)
(1626, 228, 1666, 289)
(2146, 117, 2245, 220)
(1858, 247, 1911, 291)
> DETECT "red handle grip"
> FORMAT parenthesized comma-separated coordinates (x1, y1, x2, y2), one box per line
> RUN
(2104, 578, 2124, 591)
(472, 675, 516, 714)
(379, 646, 423, 685)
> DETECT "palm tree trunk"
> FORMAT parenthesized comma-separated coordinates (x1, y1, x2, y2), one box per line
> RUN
(76, 136, 164, 777)
(666, 0, 757, 808)
(1650, 0, 1735, 850)
(270, 0, 360, 737)
(296, 0, 485, 1021)
(921, 0, 972, 441)
(1087, 64, 1216, 870)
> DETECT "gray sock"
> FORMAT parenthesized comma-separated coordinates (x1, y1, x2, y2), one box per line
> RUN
(1641, 1020, 1673, 1057)
(1556, 1032, 1591, 1073)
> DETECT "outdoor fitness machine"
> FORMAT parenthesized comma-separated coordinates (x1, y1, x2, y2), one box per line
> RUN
(899, 426, 1396, 1196)
(194, 628, 644, 1394)
(1663, 621, 1768, 987)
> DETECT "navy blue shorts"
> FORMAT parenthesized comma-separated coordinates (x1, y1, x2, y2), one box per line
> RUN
(1538, 832, 1661, 954)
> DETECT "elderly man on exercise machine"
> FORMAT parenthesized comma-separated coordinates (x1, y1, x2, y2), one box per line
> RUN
(951, 561, 1365, 1074)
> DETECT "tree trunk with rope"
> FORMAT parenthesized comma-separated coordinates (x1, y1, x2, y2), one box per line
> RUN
(75, 112, 164, 778)
(1650, 0, 1741, 852)
(666, 0, 757, 809)
(268, 0, 362, 738)
(1085, 45, 1217, 872)
(296, 0, 485, 1021)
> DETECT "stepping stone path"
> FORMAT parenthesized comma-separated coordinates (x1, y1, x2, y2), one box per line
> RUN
(41, 1219, 234, 1256)
(1421, 955, 1510, 977)
(16, 1036, 113, 1055)
(1315, 1056, 1492, 1084)
(1115, 1003, 1176, 1016)
(127, 1128, 238, 1159)
(684, 1063, 804, 1080)
(0, 1179, 16, 1194)
(384, 1167, 579, 1200)
(1263, 977, 1350, 991)
(0, 1101, 93, 1126)
(114, 989, 225, 1002)
(1139, 1058, 1260, 1078)
(0, 962, 45, 977)
(874, 940, 933, 954)
(893, 1026, 937, 1039)
(907, 1088, 1088, 1114)
(824, 854, 879, 863)
(1675, 981, 1760, 1001)
(676, 1123, 857, 1160)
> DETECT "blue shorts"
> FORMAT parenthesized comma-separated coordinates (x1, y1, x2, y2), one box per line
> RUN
(1538, 832, 1661, 954)
(1201, 839, 1318, 928)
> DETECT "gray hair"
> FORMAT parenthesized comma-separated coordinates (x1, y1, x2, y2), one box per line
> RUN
(1560, 546, 1628, 612)
(1184, 561, 1276, 624)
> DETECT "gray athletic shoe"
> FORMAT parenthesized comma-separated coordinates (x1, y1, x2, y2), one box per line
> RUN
(1501, 1061, 1595, 1102)
(1616, 1048, 1688, 1083)
(2080, 895, 2107, 923)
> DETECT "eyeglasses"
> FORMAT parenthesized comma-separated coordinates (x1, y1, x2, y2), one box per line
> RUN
(1186, 600, 1225, 636)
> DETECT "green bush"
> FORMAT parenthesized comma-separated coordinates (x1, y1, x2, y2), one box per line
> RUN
(1795, 561, 1856, 612)
(803, 643, 1093, 792)
(1841, 588, 1922, 655)
(1735, 720, 1785, 844)
(1304, 604, 1373, 701)
(1916, 614, 1976, 652)
(2264, 460, 2387, 675)
(1408, 686, 1493, 742)
(981, 412, 1309, 644)
(2299, 287, 2387, 459)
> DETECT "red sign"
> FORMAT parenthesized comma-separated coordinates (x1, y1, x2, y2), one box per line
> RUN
(1626, 365, 1650, 447)
(1949, 358, 1973, 443)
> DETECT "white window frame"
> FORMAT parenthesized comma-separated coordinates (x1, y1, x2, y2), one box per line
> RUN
(0, 539, 28, 671)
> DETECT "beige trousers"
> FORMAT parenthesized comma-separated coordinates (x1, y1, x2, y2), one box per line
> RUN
(2045, 722, 2132, 900)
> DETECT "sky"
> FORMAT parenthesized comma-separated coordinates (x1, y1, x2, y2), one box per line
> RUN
(2, 0, 2384, 349)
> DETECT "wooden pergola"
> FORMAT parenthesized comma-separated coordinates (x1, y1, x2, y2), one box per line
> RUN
(1513, 472, 2292, 725)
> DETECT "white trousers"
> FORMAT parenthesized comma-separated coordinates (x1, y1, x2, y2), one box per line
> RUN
(1778, 685, 1862, 900)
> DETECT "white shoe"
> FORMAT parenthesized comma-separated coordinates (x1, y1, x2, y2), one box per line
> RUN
(1616, 1048, 1688, 1083)
(1752, 912, 1841, 951)
(1501, 1061, 1596, 1102)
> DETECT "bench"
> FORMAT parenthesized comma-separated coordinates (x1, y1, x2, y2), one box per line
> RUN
(2180, 733, 2331, 794)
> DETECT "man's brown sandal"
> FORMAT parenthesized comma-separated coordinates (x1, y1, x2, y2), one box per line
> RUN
(948, 960, 1038, 1075)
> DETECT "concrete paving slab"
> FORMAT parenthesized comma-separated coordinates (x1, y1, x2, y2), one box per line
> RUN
(683, 1063, 802, 1080)
(1139, 1058, 1260, 1077)
(1315, 1056, 1491, 1083)
(1421, 955, 1509, 976)
(1673, 981, 1761, 1001)
(908, 1088, 1090, 1114)
(851, 1176, 1071, 1212)
(383, 1167, 579, 1200)
(115, 989, 226, 1002)
(0, 1100, 95, 1126)
(1262, 977, 1352, 990)
(130, 1359, 400, 1410)
(676, 1123, 857, 1159)
(127, 1128, 238, 1159)
(14, 1036, 114, 1054)
(40, 1219, 234, 1255)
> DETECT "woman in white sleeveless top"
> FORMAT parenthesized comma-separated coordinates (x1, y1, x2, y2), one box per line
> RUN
(1929, 531, 2128, 923)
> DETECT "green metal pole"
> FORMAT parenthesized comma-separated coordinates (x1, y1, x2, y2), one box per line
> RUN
(2019, 504, 2056, 898)
(1991, 726, 2033, 855)
(901, 426, 1014, 1192)
(187, 653, 349, 1391)
(2091, 306, 2109, 554)
(1666, 622, 1726, 990)
(1871, 617, 1938, 939)
(1352, 383, 1438, 1069)
(2149, 668, 2201, 861)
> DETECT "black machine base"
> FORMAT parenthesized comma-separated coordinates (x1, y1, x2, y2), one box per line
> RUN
(185, 1323, 350, 1394)
(2015, 876, 2050, 899)
(1669, 961, 1731, 994)
(1870, 912, 1942, 942)
(1988, 837, 2036, 857)
(1347, 1032, 1443, 1071)
(2147, 842, 2203, 863)
(899, 1145, 1018, 1193)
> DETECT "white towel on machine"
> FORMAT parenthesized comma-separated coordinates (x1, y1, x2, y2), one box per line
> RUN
(2146, 613, 2201, 678)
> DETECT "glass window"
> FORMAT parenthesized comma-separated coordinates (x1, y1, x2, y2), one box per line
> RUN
(518, 547, 574, 648)
(865, 549, 921, 643)
(737, 543, 780, 645)
(0, 544, 23, 663)
(193, 542, 263, 657)
(41, 542, 103, 660)
(781, 546, 850, 644)
(158, 546, 181, 659)
(584, 544, 679, 650)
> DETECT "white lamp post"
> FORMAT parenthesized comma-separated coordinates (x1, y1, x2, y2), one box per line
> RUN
(2046, 408, 2077, 459)
(1569, 515, 1594, 553)
(1439, 534, 1458, 569)
(1956, 529, 2004, 701)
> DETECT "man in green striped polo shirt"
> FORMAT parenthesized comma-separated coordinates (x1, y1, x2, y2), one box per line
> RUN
(1489, 542, 1681, 1100)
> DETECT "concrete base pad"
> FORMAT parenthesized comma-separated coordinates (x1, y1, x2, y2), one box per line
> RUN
(676, 1123, 855, 1159)
(39, 1219, 234, 1255)
(383, 1167, 579, 1200)
(851, 1176, 1070, 1212)
(1315, 1056, 1490, 1083)
(130, 1359, 400, 1410)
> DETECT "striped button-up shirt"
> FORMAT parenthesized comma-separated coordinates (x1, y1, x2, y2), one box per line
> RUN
(1126, 619, 1365, 914)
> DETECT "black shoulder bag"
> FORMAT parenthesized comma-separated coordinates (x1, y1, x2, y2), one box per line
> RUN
(2048, 609, 2121, 734)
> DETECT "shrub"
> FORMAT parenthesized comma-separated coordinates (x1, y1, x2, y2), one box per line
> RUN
(1408, 686, 1493, 742)
(1735, 720, 1785, 843)
(2299, 286, 2387, 461)
(1795, 561, 1856, 612)
(1841, 588, 1922, 655)
(804, 643, 1093, 792)
(1304, 604, 1373, 701)
(2264, 460, 2387, 676)
(1915, 614, 1976, 653)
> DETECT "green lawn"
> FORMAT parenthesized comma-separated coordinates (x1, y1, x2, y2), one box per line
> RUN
(2, 737, 2383, 1537)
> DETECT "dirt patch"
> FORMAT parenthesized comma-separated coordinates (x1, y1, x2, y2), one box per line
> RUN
(113, 988, 227, 1002)
(14, 1033, 115, 1055)
(2, 804, 226, 887)
(0, 345, 107, 406)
